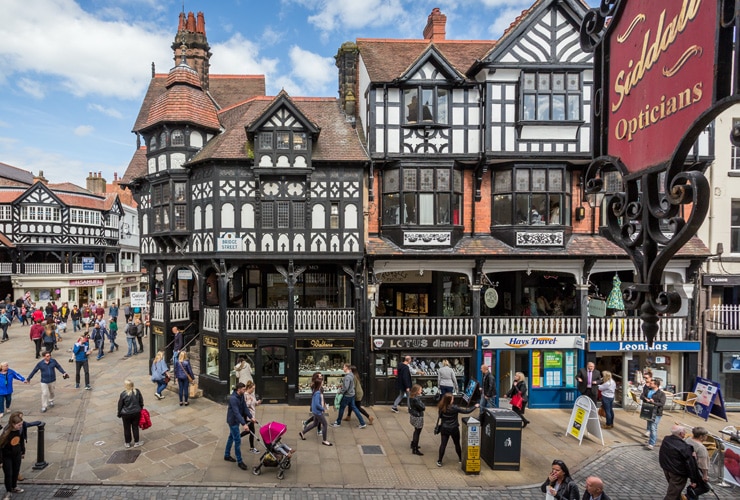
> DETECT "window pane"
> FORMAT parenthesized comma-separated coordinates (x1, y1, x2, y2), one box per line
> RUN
(404, 88, 419, 123)
(549, 170, 563, 191)
(552, 95, 565, 120)
(538, 74, 550, 90)
(163, 183, 171, 203)
(493, 194, 512, 225)
(452, 194, 461, 225)
(276, 132, 290, 149)
(294, 202, 305, 229)
(262, 202, 274, 228)
(259, 132, 273, 149)
(437, 169, 450, 191)
(419, 194, 434, 225)
(567, 96, 580, 120)
(453, 170, 462, 192)
(171, 130, 185, 146)
(495, 170, 512, 193)
(175, 206, 186, 230)
(277, 201, 290, 228)
(516, 169, 530, 191)
(552, 74, 565, 91)
(548, 196, 562, 225)
(421, 89, 434, 121)
(523, 95, 536, 120)
(419, 169, 434, 191)
(160, 132, 167, 148)
(436, 89, 448, 124)
(404, 169, 417, 191)
(383, 194, 400, 224)
(437, 193, 451, 224)
(531, 194, 547, 224)
(174, 182, 187, 201)
(567, 73, 580, 90)
(294, 132, 307, 150)
(384, 170, 400, 192)
(515, 195, 530, 224)
(403, 193, 417, 224)
(532, 169, 546, 191)
(537, 95, 550, 120)
(523, 73, 536, 90)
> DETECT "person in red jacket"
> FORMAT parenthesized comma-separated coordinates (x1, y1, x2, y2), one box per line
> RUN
(31, 307, 44, 324)
(29, 321, 45, 359)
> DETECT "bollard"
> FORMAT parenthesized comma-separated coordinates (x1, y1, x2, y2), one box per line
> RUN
(32, 422, 49, 470)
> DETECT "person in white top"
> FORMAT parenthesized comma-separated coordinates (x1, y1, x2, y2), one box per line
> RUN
(437, 360, 457, 396)
(597, 370, 616, 429)
(234, 355, 253, 386)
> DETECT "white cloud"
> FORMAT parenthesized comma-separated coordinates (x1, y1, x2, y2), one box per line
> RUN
(18, 78, 45, 99)
(488, 6, 530, 38)
(74, 125, 94, 137)
(295, 0, 406, 33)
(288, 46, 335, 94)
(209, 33, 280, 79)
(88, 103, 124, 119)
(0, 0, 173, 100)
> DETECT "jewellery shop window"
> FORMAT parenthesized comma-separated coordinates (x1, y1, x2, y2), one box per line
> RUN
(376, 353, 468, 396)
(531, 350, 577, 389)
(298, 349, 351, 396)
(205, 345, 219, 377)
(229, 351, 256, 388)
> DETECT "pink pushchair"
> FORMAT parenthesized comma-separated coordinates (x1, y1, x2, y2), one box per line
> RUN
(252, 421, 293, 480)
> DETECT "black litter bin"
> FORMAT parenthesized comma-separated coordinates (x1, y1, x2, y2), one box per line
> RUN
(481, 408, 522, 470)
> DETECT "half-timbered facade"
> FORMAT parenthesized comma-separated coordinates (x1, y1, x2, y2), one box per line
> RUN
(123, 12, 367, 402)
(0, 163, 139, 308)
(339, 0, 712, 408)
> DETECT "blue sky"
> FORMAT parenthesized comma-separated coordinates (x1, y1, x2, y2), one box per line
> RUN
(0, 0, 599, 184)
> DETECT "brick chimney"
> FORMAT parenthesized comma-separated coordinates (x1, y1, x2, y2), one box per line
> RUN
(423, 8, 446, 41)
(33, 170, 48, 185)
(86, 171, 107, 194)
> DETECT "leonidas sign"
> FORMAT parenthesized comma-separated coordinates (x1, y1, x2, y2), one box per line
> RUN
(608, 0, 717, 174)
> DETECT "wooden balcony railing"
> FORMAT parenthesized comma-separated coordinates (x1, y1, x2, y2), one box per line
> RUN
(201, 307, 355, 334)
(151, 301, 190, 322)
(705, 304, 740, 332)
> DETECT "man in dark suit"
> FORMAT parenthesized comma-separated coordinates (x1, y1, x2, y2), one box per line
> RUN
(576, 361, 601, 402)
(582, 476, 612, 500)
(391, 355, 412, 413)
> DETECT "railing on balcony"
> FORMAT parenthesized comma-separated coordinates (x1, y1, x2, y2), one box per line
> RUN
(201, 307, 355, 334)
(151, 300, 190, 323)
(371, 317, 474, 336)
(588, 316, 688, 342)
(26, 263, 62, 274)
(705, 304, 740, 332)
(0, 263, 11, 275)
(480, 316, 580, 335)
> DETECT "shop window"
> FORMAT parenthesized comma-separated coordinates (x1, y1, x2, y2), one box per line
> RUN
(403, 87, 448, 125)
(229, 351, 256, 388)
(205, 345, 219, 376)
(375, 353, 468, 397)
(521, 72, 581, 122)
(382, 167, 461, 227)
(493, 166, 569, 226)
(298, 348, 351, 396)
(531, 350, 577, 389)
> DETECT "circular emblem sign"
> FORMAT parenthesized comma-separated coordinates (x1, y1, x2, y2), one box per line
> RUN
(484, 288, 498, 308)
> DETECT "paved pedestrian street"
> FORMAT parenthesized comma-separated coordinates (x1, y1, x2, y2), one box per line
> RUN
(0, 320, 738, 498)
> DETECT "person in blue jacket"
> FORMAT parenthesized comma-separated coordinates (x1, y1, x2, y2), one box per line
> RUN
(26, 351, 69, 413)
(224, 382, 253, 471)
(0, 362, 26, 419)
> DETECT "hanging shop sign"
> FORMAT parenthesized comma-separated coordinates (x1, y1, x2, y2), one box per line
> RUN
(69, 279, 104, 286)
(604, 0, 720, 174)
(589, 341, 701, 352)
(372, 336, 476, 350)
(702, 275, 740, 286)
(480, 336, 584, 350)
(203, 336, 218, 348)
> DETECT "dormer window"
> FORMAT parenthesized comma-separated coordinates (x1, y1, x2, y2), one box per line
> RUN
(258, 130, 308, 152)
(149, 136, 157, 151)
(403, 87, 448, 125)
(259, 132, 273, 150)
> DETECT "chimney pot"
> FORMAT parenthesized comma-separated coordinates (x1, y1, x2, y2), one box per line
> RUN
(423, 8, 446, 41)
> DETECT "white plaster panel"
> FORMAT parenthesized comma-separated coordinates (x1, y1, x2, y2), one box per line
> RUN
(276, 155, 290, 167)
(221, 203, 234, 228)
(241, 204, 254, 228)
(375, 106, 385, 125)
(505, 104, 515, 121)
(259, 155, 273, 167)
(491, 127, 501, 150)
(453, 107, 465, 124)
(452, 130, 465, 153)
(375, 129, 384, 153)
(387, 129, 399, 153)
(491, 104, 501, 122)
(388, 106, 400, 125)
(387, 88, 400, 103)
(261, 234, 274, 252)
(148, 158, 156, 174)
(190, 131, 203, 147)
(468, 131, 479, 152)
(345, 204, 358, 229)
(505, 127, 515, 150)
(193, 206, 201, 230)
(295, 156, 307, 168)
(453, 89, 465, 103)
(491, 85, 501, 100)
(312, 204, 326, 229)
(468, 108, 479, 126)
(519, 125, 579, 141)
(205, 204, 213, 229)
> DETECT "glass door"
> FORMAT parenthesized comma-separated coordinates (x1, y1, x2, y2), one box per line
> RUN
(259, 345, 287, 403)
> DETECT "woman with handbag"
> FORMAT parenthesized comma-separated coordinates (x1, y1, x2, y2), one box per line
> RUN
(408, 384, 425, 456)
(435, 392, 479, 467)
(174, 351, 195, 407)
(597, 370, 616, 429)
(117, 379, 144, 448)
(506, 371, 530, 427)
(151, 350, 169, 400)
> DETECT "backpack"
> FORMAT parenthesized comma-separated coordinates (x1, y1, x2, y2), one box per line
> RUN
(0, 314, 8, 325)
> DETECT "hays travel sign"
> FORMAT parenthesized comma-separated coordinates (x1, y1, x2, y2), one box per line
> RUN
(589, 341, 701, 352)
(481, 336, 585, 350)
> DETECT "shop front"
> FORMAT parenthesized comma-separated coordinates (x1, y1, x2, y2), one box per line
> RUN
(295, 338, 355, 404)
(588, 341, 701, 408)
(370, 336, 476, 404)
(480, 335, 585, 409)
(705, 335, 740, 410)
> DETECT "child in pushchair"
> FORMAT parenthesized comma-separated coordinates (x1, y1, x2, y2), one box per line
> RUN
(252, 421, 294, 480)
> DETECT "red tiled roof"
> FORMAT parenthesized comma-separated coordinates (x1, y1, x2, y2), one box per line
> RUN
(138, 65, 221, 132)
(0, 190, 25, 203)
(190, 95, 368, 164)
(357, 39, 494, 82)
(121, 146, 147, 185)
(366, 234, 710, 259)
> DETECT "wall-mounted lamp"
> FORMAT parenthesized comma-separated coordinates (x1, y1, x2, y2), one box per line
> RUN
(575, 206, 586, 221)
(367, 283, 377, 301)
(586, 191, 605, 209)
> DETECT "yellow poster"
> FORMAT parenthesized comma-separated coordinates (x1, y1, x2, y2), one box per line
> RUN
(569, 407, 586, 439)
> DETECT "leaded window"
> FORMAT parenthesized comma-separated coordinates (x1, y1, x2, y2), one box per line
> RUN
(403, 87, 448, 125)
(382, 166, 462, 226)
(492, 166, 570, 226)
(521, 72, 581, 121)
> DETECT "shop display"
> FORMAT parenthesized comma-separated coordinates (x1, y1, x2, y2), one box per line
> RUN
(375, 353, 467, 396)
(297, 349, 351, 395)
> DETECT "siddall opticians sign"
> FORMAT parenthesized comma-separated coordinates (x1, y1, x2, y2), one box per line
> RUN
(607, 0, 718, 174)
